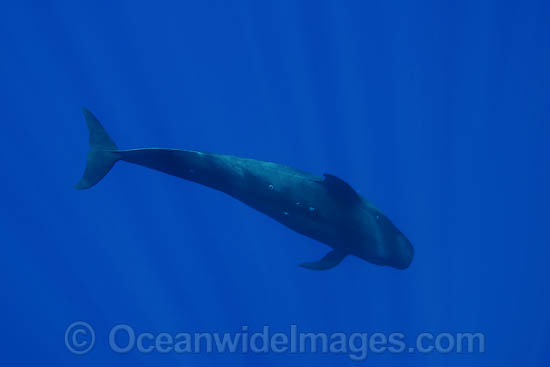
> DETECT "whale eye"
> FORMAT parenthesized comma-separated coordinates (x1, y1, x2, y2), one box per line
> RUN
(376, 215, 380, 220)
(268, 184, 274, 190)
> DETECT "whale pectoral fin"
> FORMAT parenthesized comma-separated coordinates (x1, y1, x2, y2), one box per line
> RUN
(300, 250, 347, 271)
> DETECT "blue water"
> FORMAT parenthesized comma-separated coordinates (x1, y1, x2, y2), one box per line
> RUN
(1, 1, 549, 366)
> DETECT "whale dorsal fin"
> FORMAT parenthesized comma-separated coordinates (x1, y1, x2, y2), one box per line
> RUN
(321, 174, 360, 204)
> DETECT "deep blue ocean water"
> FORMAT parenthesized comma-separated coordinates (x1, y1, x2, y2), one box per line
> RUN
(1, 1, 549, 366)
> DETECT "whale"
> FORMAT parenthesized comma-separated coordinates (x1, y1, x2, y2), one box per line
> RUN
(75, 108, 414, 270)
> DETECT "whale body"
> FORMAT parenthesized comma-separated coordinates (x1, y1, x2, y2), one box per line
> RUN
(76, 109, 414, 270)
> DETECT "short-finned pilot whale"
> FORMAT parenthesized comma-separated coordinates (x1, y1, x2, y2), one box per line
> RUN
(76, 109, 414, 270)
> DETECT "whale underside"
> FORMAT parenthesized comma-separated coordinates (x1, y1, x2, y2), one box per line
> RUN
(76, 109, 414, 270)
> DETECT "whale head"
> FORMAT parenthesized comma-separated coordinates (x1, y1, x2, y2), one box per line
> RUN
(385, 230, 414, 269)
(353, 205, 414, 269)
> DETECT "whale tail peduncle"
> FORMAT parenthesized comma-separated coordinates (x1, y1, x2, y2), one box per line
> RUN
(75, 108, 120, 190)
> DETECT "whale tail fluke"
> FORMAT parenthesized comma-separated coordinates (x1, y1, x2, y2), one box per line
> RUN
(75, 108, 120, 190)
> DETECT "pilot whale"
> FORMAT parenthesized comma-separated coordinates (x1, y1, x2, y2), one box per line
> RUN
(76, 109, 414, 270)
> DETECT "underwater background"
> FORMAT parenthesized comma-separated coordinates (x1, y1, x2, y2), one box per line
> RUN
(1, 1, 549, 366)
